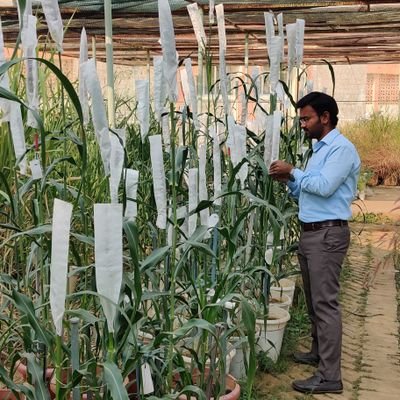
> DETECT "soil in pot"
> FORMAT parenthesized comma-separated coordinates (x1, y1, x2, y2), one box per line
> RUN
(270, 278, 296, 305)
(268, 292, 291, 311)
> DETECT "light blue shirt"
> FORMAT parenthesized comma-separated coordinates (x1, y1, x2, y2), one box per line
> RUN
(287, 128, 361, 223)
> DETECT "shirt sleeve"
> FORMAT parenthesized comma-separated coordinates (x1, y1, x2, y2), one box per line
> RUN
(297, 146, 355, 198)
(287, 168, 303, 199)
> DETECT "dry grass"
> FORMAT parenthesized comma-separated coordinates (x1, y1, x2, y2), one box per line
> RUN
(342, 113, 400, 186)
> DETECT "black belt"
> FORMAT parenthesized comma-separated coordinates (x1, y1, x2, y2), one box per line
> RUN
(301, 219, 348, 232)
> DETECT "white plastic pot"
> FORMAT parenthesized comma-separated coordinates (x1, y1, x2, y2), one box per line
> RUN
(256, 305, 290, 361)
(270, 278, 296, 306)
(228, 336, 248, 381)
(269, 290, 291, 311)
(228, 323, 262, 381)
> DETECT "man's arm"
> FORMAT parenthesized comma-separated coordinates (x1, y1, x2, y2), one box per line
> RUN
(269, 160, 301, 198)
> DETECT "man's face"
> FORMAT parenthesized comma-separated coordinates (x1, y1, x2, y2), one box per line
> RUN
(299, 105, 324, 141)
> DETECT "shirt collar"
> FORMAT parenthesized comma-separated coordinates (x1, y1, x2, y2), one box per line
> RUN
(312, 128, 340, 152)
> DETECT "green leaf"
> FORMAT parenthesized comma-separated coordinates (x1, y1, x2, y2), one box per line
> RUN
(70, 232, 94, 246)
(103, 361, 129, 400)
(65, 309, 100, 325)
(140, 246, 170, 273)
(188, 200, 214, 216)
(0, 170, 16, 218)
(123, 219, 139, 270)
(178, 385, 206, 400)
(0, 224, 52, 249)
(184, 225, 208, 244)
(12, 290, 53, 348)
(183, 241, 215, 258)
(0, 85, 45, 139)
(230, 205, 256, 243)
(228, 157, 248, 190)
(173, 318, 216, 338)
(175, 145, 189, 184)
(24, 352, 51, 400)
(141, 290, 170, 301)
(0, 223, 21, 232)
(240, 190, 285, 225)
(123, 219, 142, 307)
(241, 300, 256, 397)
(35, 57, 83, 124)
(278, 80, 297, 108)
(40, 156, 76, 192)
(322, 59, 336, 97)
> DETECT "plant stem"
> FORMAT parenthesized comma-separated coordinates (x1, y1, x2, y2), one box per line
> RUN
(107, 332, 116, 362)
(167, 101, 178, 389)
(58, 51, 67, 200)
(55, 334, 63, 399)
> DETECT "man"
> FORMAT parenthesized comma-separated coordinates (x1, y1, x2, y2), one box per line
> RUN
(269, 92, 360, 394)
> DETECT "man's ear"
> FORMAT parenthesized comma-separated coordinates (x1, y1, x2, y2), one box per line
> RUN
(320, 111, 330, 125)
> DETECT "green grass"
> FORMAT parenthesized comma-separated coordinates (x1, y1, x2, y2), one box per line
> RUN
(343, 113, 400, 186)
(350, 212, 393, 225)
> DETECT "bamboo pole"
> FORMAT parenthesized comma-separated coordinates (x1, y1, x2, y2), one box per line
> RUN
(104, 0, 115, 128)
(197, 7, 204, 114)
(92, 36, 97, 64)
(147, 49, 151, 84)
(244, 32, 249, 76)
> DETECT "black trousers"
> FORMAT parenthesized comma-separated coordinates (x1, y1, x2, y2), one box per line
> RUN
(298, 225, 350, 381)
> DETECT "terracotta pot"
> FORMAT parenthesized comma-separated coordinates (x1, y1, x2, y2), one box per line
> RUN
(0, 389, 25, 400)
(177, 371, 240, 400)
(49, 368, 89, 400)
(14, 362, 54, 383)
(49, 368, 137, 399)
(126, 371, 139, 399)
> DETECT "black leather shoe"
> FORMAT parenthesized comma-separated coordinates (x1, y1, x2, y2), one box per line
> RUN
(292, 375, 343, 394)
(293, 351, 319, 366)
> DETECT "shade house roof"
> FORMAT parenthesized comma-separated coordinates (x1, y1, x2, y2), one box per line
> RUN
(1, 1, 400, 65)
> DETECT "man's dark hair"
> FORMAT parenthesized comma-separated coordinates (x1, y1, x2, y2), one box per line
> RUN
(296, 91, 339, 127)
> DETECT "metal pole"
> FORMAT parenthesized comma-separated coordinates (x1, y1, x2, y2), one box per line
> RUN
(104, 0, 115, 128)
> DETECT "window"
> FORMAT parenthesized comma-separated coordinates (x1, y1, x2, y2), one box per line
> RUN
(366, 73, 399, 103)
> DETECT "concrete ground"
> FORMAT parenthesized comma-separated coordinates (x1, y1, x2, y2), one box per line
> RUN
(352, 186, 400, 221)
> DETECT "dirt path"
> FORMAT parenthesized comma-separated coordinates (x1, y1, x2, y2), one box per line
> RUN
(255, 223, 400, 399)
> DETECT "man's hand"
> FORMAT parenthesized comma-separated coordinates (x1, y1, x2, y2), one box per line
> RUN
(269, 160, 294, 182)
